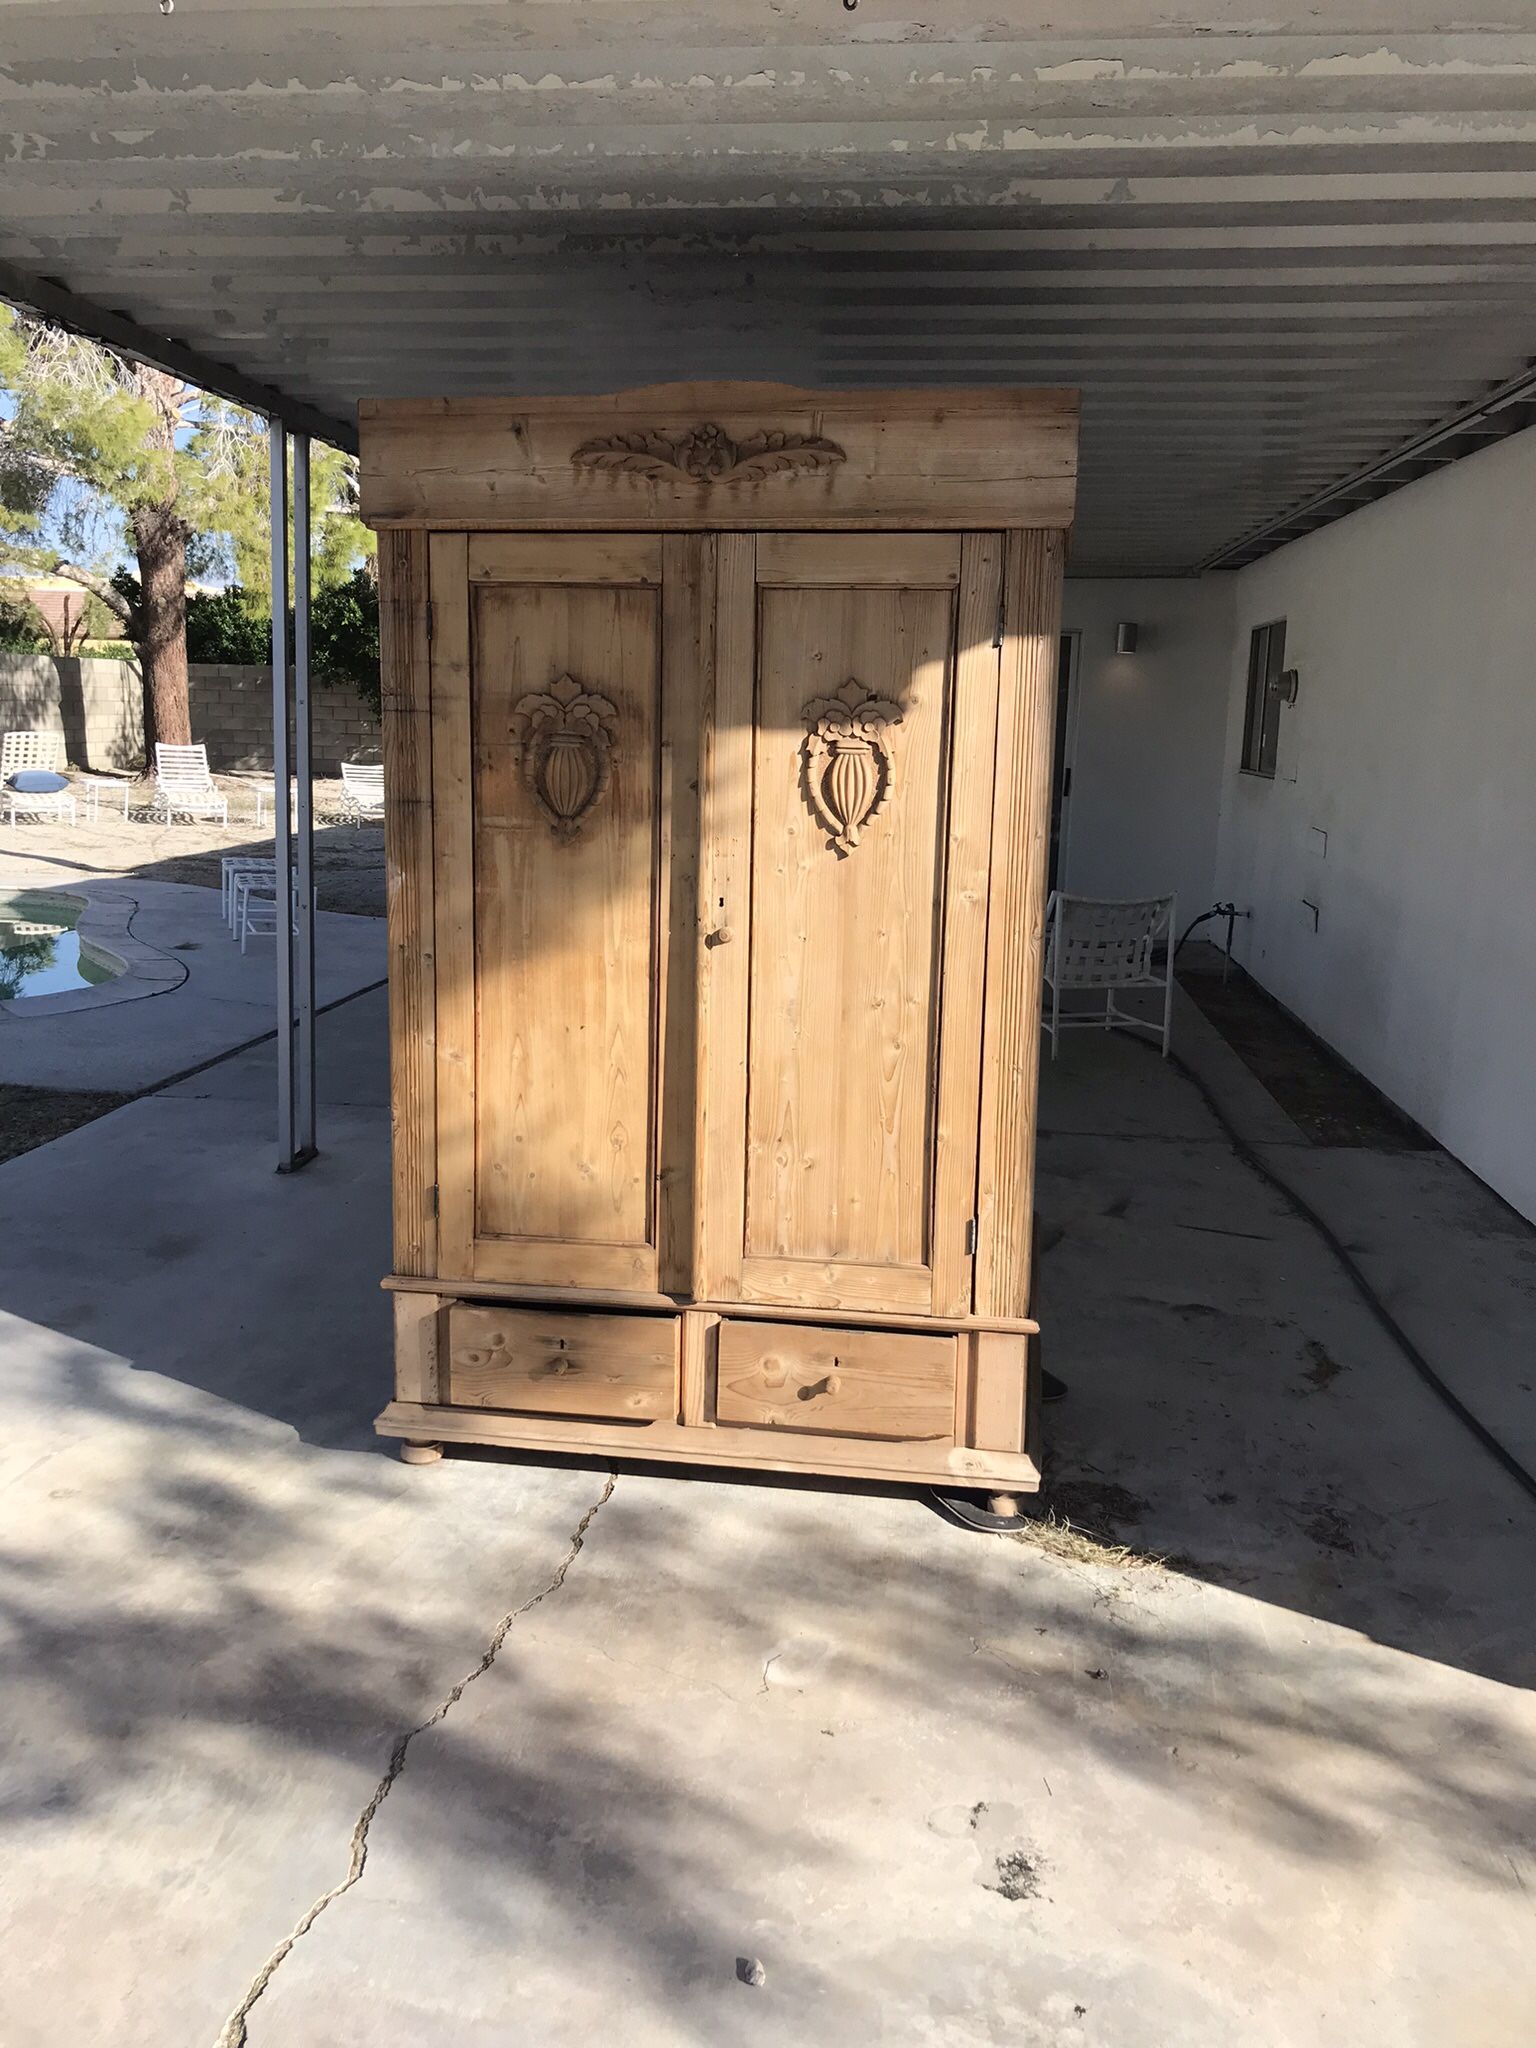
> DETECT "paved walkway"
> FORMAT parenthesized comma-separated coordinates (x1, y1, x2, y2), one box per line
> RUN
(0, 991, 1531, 2048)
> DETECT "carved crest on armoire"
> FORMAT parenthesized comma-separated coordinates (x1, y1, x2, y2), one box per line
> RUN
(361, 383, 1079, 1502)
(801, 676, 903, 856)
(508, 673, 619, 841)
(571, 420, 846, 486)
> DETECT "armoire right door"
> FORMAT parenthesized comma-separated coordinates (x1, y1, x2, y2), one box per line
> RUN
(697, 532, 1006, 1319)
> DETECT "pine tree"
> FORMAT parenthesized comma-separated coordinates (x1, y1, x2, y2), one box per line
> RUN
(0, 306, 367, 752)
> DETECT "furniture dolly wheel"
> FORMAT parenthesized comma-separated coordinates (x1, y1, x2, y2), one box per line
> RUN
(399, 1439, 444, 1465)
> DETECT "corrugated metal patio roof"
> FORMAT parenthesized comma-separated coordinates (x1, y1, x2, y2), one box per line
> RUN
(4, 4, 1536, 570)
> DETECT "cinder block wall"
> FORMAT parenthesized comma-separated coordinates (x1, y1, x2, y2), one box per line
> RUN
(0, 654, 145, 770)
(0, 656, 378, 773)
(187, 664, 380, 771)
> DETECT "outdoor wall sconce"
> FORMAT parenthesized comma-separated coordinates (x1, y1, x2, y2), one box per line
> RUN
(1278, 667, 1300, 705)
(1115, 621, 1140, 654)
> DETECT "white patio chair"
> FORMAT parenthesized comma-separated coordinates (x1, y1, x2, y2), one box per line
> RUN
(338, 760, 385, 820)
(235, 870, 310, 952)
(2, 731, 77, 828)
(221, 854, 277, 931)
(1042, 891, 1175, 1059)
(153, 742, 228, 826)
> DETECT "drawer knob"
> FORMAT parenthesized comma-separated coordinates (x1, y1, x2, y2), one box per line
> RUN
(797, 1371, 841, 1403)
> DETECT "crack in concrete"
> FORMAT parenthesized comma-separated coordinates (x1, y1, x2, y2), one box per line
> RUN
(213, 1472, 617, 2048)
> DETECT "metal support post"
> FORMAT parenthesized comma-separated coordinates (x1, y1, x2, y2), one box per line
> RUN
(292, 434, 317, 1162)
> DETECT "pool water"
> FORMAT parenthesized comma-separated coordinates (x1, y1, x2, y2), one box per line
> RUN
(0, 892, 122, 1001)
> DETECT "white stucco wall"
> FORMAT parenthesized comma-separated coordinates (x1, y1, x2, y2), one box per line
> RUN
(1058, 576, 1233, 922)
(1214, 425, 1536, 1220)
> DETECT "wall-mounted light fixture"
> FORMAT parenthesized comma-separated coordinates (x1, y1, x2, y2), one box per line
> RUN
(1278, 667, 1300, 705)
(1115, 621, 1139, 655)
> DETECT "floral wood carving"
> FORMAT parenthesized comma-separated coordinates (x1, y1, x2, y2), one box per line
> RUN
(508, 673, 619, 841)
(571, 421, 846, 486)
(801, 676, 903, 856)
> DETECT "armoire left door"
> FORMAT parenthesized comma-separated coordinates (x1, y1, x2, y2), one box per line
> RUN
(427, 531, 708, 1296)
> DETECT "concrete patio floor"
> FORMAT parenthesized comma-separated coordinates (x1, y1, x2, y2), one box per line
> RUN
(0, 989, 1531, 2048)
(0, 869, 384, 1091)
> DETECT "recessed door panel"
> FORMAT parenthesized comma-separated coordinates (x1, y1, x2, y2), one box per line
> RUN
(431, 533, 694, 1294)
(694, 532, 1003, 1318)
(473, 581, 659, 1253)
(746, 583, 951, 1276)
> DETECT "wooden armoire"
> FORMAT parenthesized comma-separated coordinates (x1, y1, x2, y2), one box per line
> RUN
(361, 384, 1078, 1496)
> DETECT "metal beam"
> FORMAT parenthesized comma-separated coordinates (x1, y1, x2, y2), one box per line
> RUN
(0, 257, 356, 452)
(1198, 355, 1536, 571)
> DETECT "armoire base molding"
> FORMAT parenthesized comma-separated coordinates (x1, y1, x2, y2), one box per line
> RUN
(375, 1402, 1041, 1493)
(380, 1287, 1042, 1491)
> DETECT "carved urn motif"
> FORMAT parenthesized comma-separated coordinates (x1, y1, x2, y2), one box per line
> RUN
(508, 673, 619, 841)
(801, 676, 903, 856)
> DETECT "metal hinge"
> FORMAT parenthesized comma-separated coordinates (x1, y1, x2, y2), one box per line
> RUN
(965, 1217, 979, 1255)
(993, 591, 1005, 649)
(428, 1183, 439, 1218)
(426, 600, 435, 645)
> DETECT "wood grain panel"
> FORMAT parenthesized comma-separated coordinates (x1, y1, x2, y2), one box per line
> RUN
(427, 531, 474, 1280)
(447, 1304, 675, 1420)
(693, 532, 755, 1300)
(967, 1329, 1030, 1454)
(745, 581, 952, 1281)
(756, 533, 961, 588)
(379, 527, 437, 1277)
(467, 533, 662, 585)
(392, 1289, 443, 1404)
(974, 529, 1065, 1320)
(715, 1319, 956, 1441)
(929, 533, 1004, 1315)
(736, 1254, 932, 1315)
(472, 577, 660, 1263)
(679, 1307, 719, 1428)
(656, 533, 711, 1295)
(360, 385, 1079, 533)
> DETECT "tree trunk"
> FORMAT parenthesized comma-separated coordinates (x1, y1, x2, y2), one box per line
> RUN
(132, 501, 191, 752)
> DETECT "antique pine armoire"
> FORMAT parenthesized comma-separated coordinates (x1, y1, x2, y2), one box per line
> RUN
(360, 383, 1078, 1501)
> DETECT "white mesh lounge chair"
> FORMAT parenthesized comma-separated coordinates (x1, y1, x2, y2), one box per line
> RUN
(1042, 891, 1175, 1058)
(338, 760, 385, 820)
(154, 742, 228, 826)
(2, 731, 77, 828)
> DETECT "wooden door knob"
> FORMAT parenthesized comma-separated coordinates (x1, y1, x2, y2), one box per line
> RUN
(706, 925, 733, 948)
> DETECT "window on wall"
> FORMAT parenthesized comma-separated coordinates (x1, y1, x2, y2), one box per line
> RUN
(1241, 619, 1287, 777)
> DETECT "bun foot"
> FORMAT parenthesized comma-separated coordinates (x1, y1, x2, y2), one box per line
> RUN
(400, 1440, 444, 1466)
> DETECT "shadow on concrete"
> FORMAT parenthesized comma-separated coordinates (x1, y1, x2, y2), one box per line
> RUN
(0, 1009, 1530, 2034)
(0, 1331, 1531, 2045)
(0, 1016, 1532, 2037)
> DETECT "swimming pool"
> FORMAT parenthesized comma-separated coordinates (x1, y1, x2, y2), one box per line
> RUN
(0, 891, 125, 1001)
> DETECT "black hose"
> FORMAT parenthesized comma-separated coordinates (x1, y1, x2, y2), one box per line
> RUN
(1161, 1041, 1536, 1508)
(1175, 906, 1223, 954)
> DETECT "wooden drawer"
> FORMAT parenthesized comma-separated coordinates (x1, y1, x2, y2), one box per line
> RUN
(715, 1319, 955, 1442)
(446, 1305, 676, 1421)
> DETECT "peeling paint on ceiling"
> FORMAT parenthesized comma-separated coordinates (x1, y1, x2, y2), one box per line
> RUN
(2, 6, 1536, 569)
